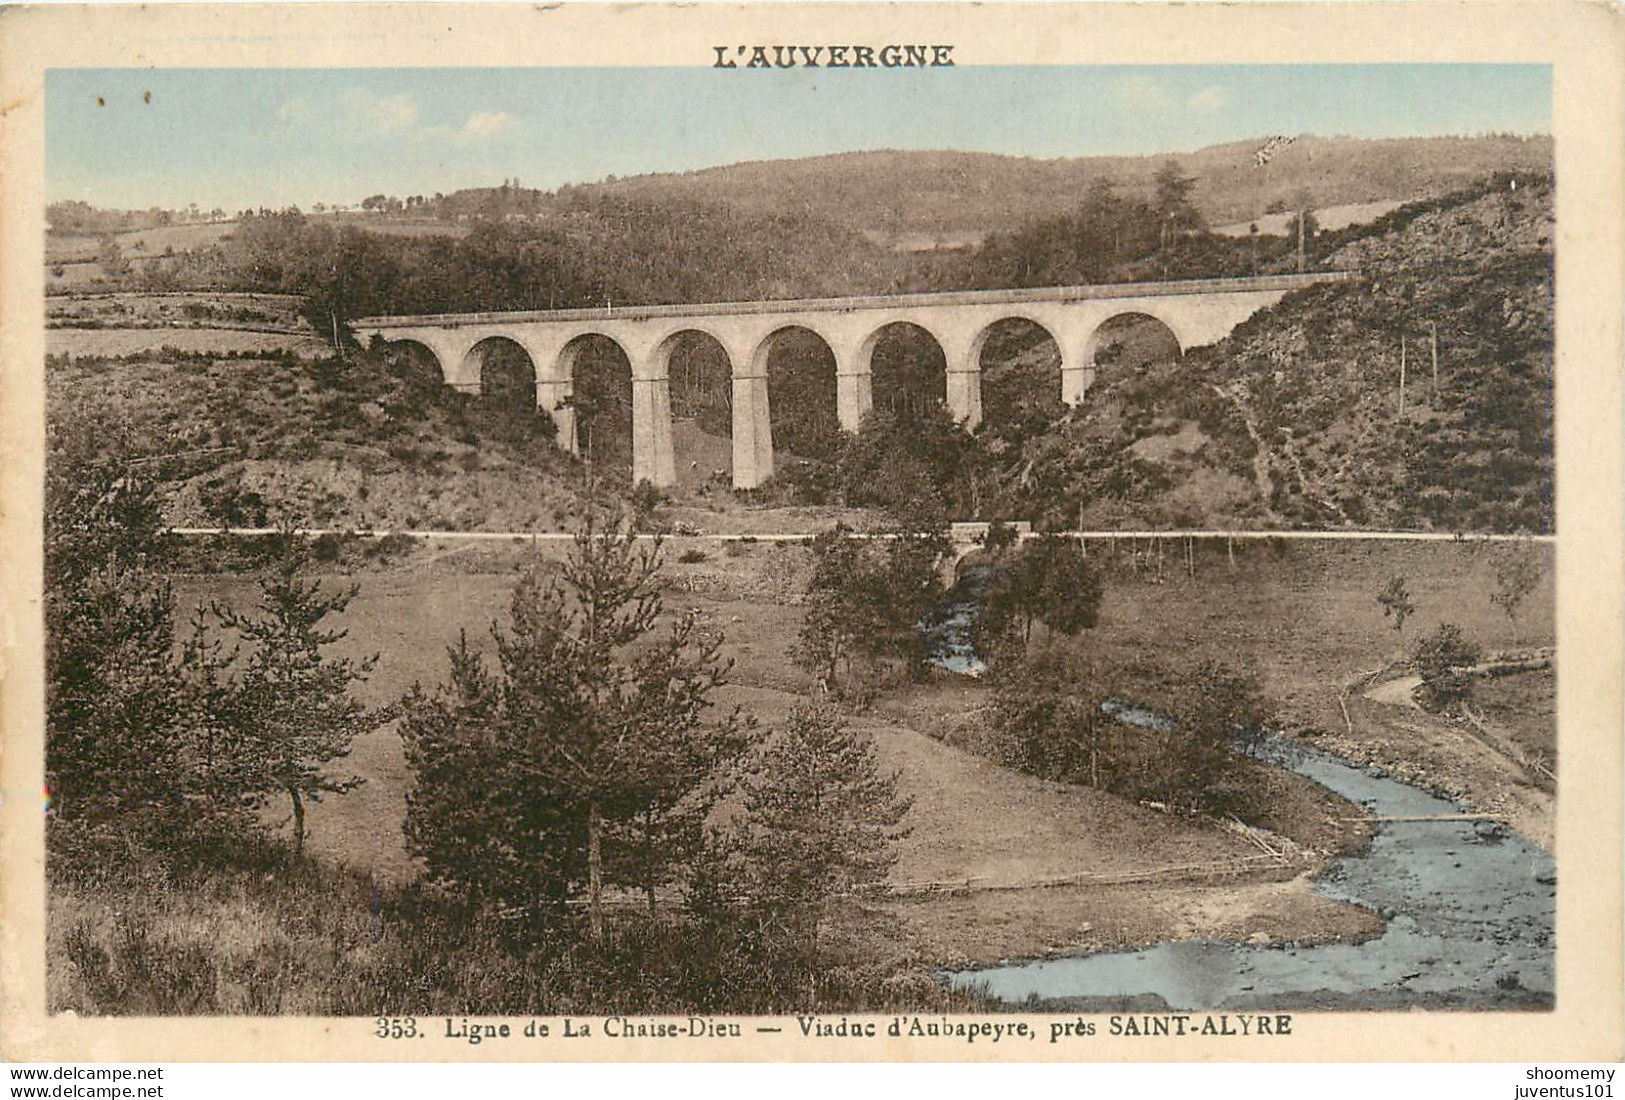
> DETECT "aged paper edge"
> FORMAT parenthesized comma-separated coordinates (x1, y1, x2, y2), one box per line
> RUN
(0, 0, 1620, 1064)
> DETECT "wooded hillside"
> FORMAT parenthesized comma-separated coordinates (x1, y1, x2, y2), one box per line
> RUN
(974, 175, 1553, 533)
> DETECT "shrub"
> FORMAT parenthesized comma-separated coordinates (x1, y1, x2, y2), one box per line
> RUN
(988, 653, 1267, 816)
(371, 532, 417, 559)
(628, 480, 668, 533)
(1414, 622, 1482, 712)
(310, 532, 344, 563)
(192, 478, 260, 531)
(980, 519, 1019, 554)
(792, 521, 948, 693)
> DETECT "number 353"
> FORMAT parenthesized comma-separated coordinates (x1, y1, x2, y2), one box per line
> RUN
(376, 1017, 418, 1039)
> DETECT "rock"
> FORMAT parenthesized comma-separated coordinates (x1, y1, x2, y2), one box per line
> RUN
(1473, 820, 1506, 842)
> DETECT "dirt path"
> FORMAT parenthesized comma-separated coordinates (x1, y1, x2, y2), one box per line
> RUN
(1362, 650, 1556, 711)
(1356, 659, 1556, 847)
(1212, 382, 1279, 520)
(1365, 674, 1422, 707)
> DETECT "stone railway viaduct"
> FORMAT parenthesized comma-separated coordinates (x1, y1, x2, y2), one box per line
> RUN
(354, 272, 1353, 491)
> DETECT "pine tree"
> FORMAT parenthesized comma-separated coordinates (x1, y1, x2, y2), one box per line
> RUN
(400, 631, 580, 918)
(45, 463, 188, 820)
(611, 608, 745, 914)
(713, 702, 911, 968)
(44, 455, 268, 849)
(400, 516, 742, 939)
(214, 542, 385, 856)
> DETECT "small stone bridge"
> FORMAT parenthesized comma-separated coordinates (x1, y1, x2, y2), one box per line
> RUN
(354, 272, 1354, 490)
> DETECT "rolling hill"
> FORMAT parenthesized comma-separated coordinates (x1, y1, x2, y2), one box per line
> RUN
(559, 134, 1552, 248)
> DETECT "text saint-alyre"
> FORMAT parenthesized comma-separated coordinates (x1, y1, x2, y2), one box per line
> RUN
(713, 44, 955, 69)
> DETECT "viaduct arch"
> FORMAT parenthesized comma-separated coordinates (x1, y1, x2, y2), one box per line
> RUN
(354, 272, 1354, 491)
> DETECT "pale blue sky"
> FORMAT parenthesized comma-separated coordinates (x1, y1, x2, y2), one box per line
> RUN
(46, 65, 1551, 211)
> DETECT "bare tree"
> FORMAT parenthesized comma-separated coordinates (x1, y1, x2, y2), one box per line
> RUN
(1377, 575, 1416, 650)
(1491, 548, 1544, 645)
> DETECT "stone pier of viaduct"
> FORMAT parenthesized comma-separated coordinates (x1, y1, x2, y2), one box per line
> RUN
(353, 272, 1353, 491)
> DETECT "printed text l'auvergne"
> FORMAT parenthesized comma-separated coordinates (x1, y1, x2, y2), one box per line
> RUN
(713, 44, 955, 69)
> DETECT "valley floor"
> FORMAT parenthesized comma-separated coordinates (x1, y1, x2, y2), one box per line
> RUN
(154, 530, 1552, 977)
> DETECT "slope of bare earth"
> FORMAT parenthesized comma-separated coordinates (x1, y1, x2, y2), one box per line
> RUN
(1347, 666, 1554, 850)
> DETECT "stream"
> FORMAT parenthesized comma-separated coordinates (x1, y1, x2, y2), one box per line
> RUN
(920, 570, 1556, 1011)
(918, 566, 995, 677)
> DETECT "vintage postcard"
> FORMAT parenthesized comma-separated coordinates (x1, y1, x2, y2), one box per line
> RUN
(0, 1, 1620, 1065)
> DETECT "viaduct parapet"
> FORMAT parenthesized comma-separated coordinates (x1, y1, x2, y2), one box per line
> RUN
(353, 272, 1355, 490)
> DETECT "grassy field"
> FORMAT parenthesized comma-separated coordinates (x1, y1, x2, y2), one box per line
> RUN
(151, 533, 1551, 968)
(317, 214, 470, 239)
(46, 221, 239, 265)
(47, 291, 329, 357)
(1476, 668, 1556, 763)
(1211, 199, 1404, 238)
(45, 215, 466, 265)
(48, 328, 332, 359)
